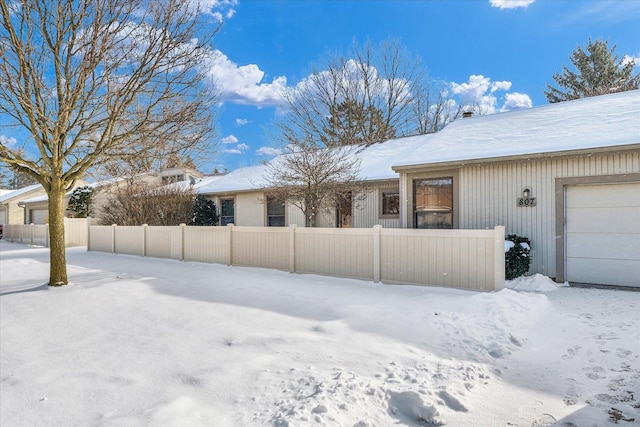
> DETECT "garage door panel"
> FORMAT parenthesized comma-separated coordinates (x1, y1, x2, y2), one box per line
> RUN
(566, 182, 640, 287)
(567, 183, 640, 208)
(31, 209, 48, 224)
(567, 232, 640, 260)
(567, 258, 639, 287)
(0, 210, 6, 225)
(566, 207, 640, 233)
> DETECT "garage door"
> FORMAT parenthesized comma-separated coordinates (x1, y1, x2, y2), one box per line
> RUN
(30, 209, 48, 224)
(566, 182, 640, 287)
(0, 210, 6, 225)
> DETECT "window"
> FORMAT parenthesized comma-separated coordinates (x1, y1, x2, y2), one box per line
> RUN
(267, 197, 285, 226)
(414, 177, 453, 229)
(380, 189, 400, 217)
(161, 174, 185, 184)
(220, 198, 235, 225)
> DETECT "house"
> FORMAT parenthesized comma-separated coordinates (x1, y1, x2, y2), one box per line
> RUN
(391, 90, 639, 288)
(197, 90, 638, 288)
(195, 138, 420, 228)
(18, 167, 203, 224)
(0, 184, 46, 226)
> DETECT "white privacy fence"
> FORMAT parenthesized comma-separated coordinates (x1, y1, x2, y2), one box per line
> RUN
(3, 218, 91, 247)
(87, 224, 505, 291)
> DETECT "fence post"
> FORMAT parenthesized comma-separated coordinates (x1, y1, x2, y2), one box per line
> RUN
(227, 224, 234, 266)
(111, 224, 117, 254)
(30, 223, 34, 246)
(142, 224, 148, 257)
(289, 224, 297, 273)
(180, 223, 186, 261)
(494, 225, 506, 291)
(86, 217, 91, 251)
(373, 225, 382, 283)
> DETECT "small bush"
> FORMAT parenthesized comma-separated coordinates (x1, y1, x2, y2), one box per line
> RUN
(505, 234, 531, 280)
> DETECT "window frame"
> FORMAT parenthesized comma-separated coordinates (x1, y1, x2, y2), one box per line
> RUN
(266, 196, 286, 227)
(379, 188, 400, 219)
(219, 197, 235, 225)
(405, 169, 459, 229)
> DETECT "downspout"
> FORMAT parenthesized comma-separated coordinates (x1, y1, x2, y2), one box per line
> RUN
(17, 201, 26, 224)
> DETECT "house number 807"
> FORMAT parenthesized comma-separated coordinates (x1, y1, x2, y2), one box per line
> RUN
(517, 197, 537, 207)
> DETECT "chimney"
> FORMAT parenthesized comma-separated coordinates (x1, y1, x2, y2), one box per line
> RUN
(462, 111, 473, 118)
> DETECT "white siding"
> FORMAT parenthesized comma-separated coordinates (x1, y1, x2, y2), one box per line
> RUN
(235, 192, 265, 226)
(353, 182, 401, 228)
(457, 151, 640, 278)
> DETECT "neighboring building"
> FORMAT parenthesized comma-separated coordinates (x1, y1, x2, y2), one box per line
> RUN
(392, 90, 639, 287)
(18, 167, 202, 224)
(0, 184, 46, 225)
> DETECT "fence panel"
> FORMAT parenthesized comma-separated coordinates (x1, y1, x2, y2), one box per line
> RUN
(64, 218, 89, 247)
(114, 226, 144, 256)
(184, 226, 229, 264)
(232, 227, 290, 271)
(31, 225, 48, 247)
(380, 229, 498, 290)
(295, 228, 374, 280)
(145, 226, 175, 259)
(90, 226, 114, 253)
(82, 224, 504, 291)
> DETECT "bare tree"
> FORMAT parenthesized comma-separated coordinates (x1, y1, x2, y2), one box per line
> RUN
(0, 0, 217, 285)
(274, 39, 460, 149)
(264, 143, 363, 227)
(412, 81, 463, 134)
(100, 182, 195, 226)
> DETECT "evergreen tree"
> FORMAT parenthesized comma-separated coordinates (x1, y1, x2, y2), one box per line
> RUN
(320, 100, 395, 147)
(544, 39, 640, 103)
(67, 186, 94, 218)
(191, 195, 218, 226)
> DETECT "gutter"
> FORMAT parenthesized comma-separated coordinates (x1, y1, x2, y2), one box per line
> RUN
(392, 144, 640, 173)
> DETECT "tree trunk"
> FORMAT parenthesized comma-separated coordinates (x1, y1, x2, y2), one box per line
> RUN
(48, 181, 68, 286)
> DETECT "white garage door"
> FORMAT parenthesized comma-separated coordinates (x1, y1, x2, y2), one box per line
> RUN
(0, 210, 6, 225)
(566, 182, 640, 287)
(31, 209, 49, 224)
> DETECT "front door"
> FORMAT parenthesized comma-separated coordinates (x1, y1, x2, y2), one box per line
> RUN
(337, 192, 352, 228)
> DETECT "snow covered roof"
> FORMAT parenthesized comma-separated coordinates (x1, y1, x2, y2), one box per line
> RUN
(393, 90, 640, 169)
(0, 184, 43, 204)
(195, 165, 271, 194)
(196, 91, 639, 195)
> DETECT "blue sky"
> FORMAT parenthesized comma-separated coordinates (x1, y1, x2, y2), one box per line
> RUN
(1, 0, 639, 176)
(206, 0, 640, 172)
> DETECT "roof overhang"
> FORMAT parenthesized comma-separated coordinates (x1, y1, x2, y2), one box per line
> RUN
(392, 144, 640, 173)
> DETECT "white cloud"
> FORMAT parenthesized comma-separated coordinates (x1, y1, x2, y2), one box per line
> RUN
(0, 135, 17, 148)
(451, 75, 532, 114)
(451, 75, 498, 114)
(500, 92, 533, 112)
(223, 143, 249, 155)
(198, 0, 238, 22)
(235, 118, 249, 126)
(490, 81, 512, 92)
(221, 134, 239, 144)
(207, 50, 287, 107)
(622, 55, 640, 67)
(256, 146, 283, 156)
(489, 0, 535, 9)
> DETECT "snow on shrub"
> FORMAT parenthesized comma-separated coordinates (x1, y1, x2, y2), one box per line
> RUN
(505, 234, 531, 280)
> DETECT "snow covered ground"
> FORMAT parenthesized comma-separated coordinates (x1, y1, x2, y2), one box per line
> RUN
(1, 240, 639, 427)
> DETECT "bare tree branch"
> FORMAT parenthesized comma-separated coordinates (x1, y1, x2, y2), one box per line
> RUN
(0, 0, 219, 285)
